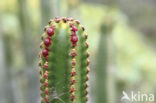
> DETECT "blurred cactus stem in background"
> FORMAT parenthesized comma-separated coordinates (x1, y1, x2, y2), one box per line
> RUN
(38, 17, 90, 103)
(95, 16, 115, 103)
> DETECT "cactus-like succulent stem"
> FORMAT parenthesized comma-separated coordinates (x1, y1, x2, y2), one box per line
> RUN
(39, 17, 89, 103)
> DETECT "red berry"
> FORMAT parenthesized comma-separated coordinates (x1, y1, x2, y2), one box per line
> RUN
(70, 86, 75, 93)
(44, 38, 51, 46)
(71, 35, 78, 43)
(42, 49, 48, 57)
(70, 94, 75, 101)
(47, 27, 54, 36)
(71, 70, 77, 76)
(72, 60, 76, 67)
(71, 49, 77, 57)
(71, 52, 77, 57)
(71, 77, 76, 85)
(71, 25, 78, 31)
(43, 71, 48, 79)
(72, 43, 77, 47)
(43, 62, 48, 69)
(44, 56, 48, 60)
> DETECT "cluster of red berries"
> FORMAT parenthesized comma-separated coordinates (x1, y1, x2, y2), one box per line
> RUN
(40, 26, 55, 103)
(42, 27, 55, 59)
(70, 25, 78, 47)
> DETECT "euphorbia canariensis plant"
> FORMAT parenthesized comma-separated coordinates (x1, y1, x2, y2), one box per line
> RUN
(38, 17, 90, 103)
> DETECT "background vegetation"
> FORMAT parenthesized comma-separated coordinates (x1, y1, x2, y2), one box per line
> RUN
(0, 0, 156, 103)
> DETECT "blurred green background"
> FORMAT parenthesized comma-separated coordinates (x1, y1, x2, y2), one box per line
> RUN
(0, 0, 156, 103)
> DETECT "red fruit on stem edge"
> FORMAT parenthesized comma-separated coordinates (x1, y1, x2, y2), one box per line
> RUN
(47, 27, 54, 36)
(44, 38, 51, 46)
(42, 49, 48, 57)
(71, 25, 78, 32)
(71, 35, 78, 43)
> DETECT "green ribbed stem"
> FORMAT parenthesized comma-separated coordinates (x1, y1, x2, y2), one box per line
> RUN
(39, 17, 89, 103)
(95, 17, 114, 103)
